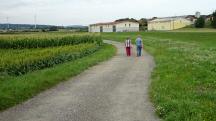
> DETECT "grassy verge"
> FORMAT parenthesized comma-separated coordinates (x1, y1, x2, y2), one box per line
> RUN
(102, 32, 216, 121)
(0, 44, 116, 111)
(172, 28, 216, 32)
(146, 38, 216, 121)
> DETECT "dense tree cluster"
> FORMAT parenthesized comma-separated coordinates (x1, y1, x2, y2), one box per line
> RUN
(211, 11, 216, 28)
(195, 17, 205, 28)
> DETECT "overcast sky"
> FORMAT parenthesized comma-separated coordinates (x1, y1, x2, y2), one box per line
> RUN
(0, 0, 215, 25)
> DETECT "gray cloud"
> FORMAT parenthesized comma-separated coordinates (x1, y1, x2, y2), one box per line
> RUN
(0, 0, 215, 25)
(0, 0, 28, 9)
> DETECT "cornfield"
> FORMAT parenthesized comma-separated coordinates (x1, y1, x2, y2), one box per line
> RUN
(0, 34, 102, 49)
(0, 34, 103, 76)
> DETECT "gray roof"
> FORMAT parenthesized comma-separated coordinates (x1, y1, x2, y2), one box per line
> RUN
(148, 16, 189, 22)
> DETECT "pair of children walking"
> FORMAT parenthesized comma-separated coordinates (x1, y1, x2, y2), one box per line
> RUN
(125, 36, 143, 57)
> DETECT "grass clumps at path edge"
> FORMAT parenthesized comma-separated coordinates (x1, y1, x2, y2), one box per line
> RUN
(0, 44, 116, 111)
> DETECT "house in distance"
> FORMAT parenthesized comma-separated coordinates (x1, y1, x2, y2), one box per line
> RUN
(89, 19, 140, 32)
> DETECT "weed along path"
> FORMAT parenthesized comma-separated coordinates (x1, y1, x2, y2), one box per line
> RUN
(0, 40, 159, 121)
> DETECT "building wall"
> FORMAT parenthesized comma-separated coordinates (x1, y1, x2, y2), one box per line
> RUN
(116, 22, 139, 32)
(148, 21, 172, 30)
(89, 25, 101, 32)
(89, 25, 113, 32)
(148, 18, 192, 31)
(172, 19, 192, 30)
(102, 25, 113, 32)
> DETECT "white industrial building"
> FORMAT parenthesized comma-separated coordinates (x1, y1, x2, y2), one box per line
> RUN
(89, 20, 139, 32)
(148, 17, 192, 31)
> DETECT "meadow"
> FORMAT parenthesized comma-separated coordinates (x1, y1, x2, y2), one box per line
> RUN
(0, 33, 116, 111)
(102, 32, 216, 121)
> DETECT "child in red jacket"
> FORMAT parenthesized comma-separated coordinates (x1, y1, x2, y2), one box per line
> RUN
(125, 37, 132, 56)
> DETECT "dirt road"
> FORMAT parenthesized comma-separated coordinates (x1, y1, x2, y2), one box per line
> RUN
(0, 40, 160, 121)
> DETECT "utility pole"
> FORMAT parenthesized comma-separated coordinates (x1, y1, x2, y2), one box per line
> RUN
(34, 14, 37, 29)
(6, 17, 9, 30)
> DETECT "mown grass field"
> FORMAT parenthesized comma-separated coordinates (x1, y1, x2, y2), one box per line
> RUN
(0, 33, 116, 111)
(172, 28, 216, 32)
(102, 32, 216, 121)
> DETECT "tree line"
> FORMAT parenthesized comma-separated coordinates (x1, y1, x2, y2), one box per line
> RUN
(195, 11, 216, 28)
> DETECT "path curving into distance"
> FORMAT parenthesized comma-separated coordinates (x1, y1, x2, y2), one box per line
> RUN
(0, 40, 160, 121)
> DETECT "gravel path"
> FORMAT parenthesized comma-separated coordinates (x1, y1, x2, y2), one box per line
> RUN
(0, 40, 160, 121)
